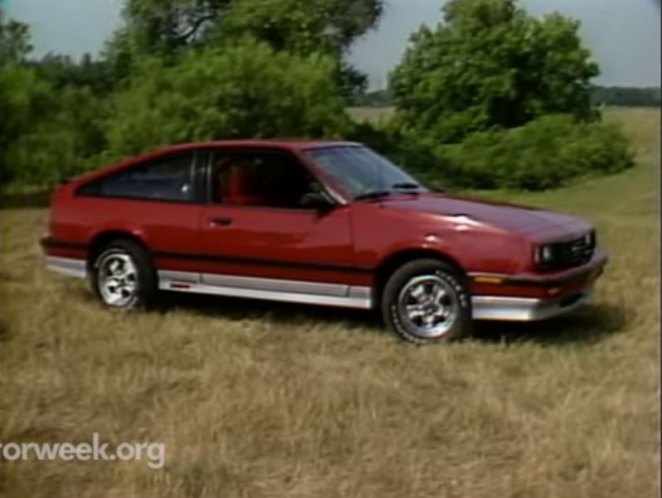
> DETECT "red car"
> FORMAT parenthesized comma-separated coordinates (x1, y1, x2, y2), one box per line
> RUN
(41, 140, 607, 343)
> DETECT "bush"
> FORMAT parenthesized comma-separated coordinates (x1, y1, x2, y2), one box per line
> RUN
(438, 114, 634, 190)
(0, 64, 108, 186)
(390, 0, 599, 144)
(104, 40, 352, 158)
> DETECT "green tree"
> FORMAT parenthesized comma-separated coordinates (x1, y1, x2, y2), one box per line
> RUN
(104, 40, 351, 157)
(0, 65, 56, 184)
(120, 0, 231, 56)
(0, 14, 37, 183)
(390, 0, 599, 143)
(219, 0, 383, 99)
(111, 0, 383, 97)
(1, 65, 108, 185)
(219, 0, 382, 56)
(0, 11, 32, 65)
(0, 15, 109, 185)
(30, 53, 116, 95)
(119, 0, 382, 56)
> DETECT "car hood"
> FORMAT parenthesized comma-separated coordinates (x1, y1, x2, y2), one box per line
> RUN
(382, 193, 593, 241)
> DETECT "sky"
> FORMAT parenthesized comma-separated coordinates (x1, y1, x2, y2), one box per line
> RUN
(4, 0, 661, 88)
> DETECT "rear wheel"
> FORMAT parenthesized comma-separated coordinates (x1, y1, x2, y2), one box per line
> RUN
(90, 240, 157, 310)
(381, 259, 472, 344)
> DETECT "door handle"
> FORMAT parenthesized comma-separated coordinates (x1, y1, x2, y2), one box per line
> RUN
(209, 217, 233, 227)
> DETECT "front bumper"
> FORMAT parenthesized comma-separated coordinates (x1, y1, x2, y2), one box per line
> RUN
(469, 251, 607, 321)
(472, 289, 593, 321)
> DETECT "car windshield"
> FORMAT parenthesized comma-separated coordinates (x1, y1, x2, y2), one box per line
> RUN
(304, 146, 428, 200)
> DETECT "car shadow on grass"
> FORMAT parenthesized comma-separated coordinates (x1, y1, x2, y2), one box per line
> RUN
(159, 292, 379, 328)
(472, 303, 627, 346)
(156, 292, 626, 346)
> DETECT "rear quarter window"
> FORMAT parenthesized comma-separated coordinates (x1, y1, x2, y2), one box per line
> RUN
(77, 153, 195, 202)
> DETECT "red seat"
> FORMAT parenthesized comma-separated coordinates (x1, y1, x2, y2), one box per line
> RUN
(222, 171, 264, 206)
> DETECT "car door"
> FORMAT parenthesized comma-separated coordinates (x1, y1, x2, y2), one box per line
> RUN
(193, 148, 366, 298)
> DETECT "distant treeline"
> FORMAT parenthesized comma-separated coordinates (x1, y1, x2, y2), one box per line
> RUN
(591, 86, 661, 107)
(354, 86, 662, 108)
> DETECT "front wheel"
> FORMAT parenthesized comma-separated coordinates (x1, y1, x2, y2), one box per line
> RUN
(381, 259, 472, 344)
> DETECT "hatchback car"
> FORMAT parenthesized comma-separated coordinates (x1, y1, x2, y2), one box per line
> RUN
(41, 140, 607, 343)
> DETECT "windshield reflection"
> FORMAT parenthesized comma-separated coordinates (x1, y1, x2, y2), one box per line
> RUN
(304, 146, 428, 200)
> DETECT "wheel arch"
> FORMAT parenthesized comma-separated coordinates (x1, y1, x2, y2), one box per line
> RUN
(87, 230, 151, 271)
(374, 248, 466, 303)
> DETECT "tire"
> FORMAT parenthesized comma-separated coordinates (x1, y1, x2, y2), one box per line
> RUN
(381, 259, 472, 344)
(90, 239, 158, 310)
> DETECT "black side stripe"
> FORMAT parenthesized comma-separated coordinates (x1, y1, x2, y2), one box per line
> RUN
(42, 238, 375, 274)
(153, 251, 373, 274)
(40, 237, 87, 251)
(42, 237, 372, 273)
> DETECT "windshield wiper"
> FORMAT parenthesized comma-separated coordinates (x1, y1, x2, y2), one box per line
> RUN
(391, 182, 422, 190)
(355, 184, 424, 201)
(354, 190, 392, 201)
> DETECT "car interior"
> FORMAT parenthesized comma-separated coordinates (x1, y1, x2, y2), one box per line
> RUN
(212, 152, 320, 209)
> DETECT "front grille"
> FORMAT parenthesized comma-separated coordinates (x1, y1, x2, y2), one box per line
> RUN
(542, 234, 595, 270)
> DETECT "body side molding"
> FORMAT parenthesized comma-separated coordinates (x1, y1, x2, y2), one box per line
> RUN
(46, 256, 87, 279)
(158, 270, 373, 309)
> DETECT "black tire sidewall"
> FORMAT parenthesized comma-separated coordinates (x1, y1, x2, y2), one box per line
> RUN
(382, 259, 472, 344)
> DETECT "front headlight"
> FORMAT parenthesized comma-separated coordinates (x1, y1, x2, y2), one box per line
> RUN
(534, 231, 596, 268)
(534, 244, 555, 265)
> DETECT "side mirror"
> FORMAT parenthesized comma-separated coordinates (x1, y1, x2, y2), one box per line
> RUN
(301, 192, 335, 211)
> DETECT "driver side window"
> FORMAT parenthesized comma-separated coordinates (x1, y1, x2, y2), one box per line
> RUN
(210, 150, 322, 209)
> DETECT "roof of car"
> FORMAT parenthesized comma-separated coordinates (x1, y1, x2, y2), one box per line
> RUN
(72, 140, 363, 185)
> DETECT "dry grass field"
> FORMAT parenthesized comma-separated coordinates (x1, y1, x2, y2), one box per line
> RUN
(0, 108, 659, 497)
(349, 106, 395, 123)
